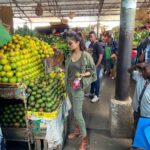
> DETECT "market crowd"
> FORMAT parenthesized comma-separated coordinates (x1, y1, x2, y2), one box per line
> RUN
(64, 29, 150, 150)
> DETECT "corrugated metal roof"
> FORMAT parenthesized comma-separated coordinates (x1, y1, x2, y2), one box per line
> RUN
(0, 0, 149, 21)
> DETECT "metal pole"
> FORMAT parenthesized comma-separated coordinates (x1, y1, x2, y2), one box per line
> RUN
(96, 0, 104, 38)
(97, 15, 100, 38)
(115, 0, 137, 100)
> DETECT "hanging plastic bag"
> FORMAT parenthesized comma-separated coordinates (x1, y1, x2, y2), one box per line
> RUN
(45, 110, 63, 148)
(66, 95, 72, 111)
(63, 95, 72, 117)
(99, 67, 104, 79)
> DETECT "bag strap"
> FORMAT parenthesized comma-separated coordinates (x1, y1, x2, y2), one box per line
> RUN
(138, 80, 149, 114)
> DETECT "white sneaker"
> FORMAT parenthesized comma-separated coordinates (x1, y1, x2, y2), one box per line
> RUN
(84, 93, 94, 97)
(91, 95, 99, 103)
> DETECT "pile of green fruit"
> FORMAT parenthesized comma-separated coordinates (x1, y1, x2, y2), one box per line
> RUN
(0, 103, 26, 128)
(0, 34, 54, 84)
(27, 71, 65, 112)
(55, 42, 70, 58)
(133, 30, 149, 47)
(38, 35, 70, 58)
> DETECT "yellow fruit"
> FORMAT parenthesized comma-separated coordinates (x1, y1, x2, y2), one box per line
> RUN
(16, 62, 22, 67)
(0, 71, 6, 77)
(6, 71, 14, 78)
(3, 65, 11, 71)
(0, 54, 4, 59)
(16, 72, 22, 78)
(0, 59, 8, 65)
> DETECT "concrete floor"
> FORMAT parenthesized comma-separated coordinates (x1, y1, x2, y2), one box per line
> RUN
(64, 77, 133, 150)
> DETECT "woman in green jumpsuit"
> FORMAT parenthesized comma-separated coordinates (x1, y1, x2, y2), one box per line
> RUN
(65, 32, 96, 150)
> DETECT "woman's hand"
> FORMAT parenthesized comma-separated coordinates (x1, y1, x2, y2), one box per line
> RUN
(80, 72, 91, 78)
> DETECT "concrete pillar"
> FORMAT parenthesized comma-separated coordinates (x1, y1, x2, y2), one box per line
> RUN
(110, 0, 137, 137)
(115, 0, 137, 100)
(110, 98, 133, 138)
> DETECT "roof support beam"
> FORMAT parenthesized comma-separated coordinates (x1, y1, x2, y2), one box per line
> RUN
(97, 0, 104, 37)
(14, 13, 120, 18)
(0, 2, 145, 6)
(12, 0, 32, 22)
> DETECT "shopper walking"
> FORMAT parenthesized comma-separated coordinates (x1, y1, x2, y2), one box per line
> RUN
(65, 32, 96, 150)
(137, 32, 150, 63)
(85, 31, 104, 103)
(128, 63, 150, 150)
(101, 32, 111, 76)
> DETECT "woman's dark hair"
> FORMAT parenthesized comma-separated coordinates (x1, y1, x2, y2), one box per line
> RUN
(67, 31, 86, 51)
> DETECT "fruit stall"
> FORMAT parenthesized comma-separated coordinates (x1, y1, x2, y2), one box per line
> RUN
(0, 33, 69, 150)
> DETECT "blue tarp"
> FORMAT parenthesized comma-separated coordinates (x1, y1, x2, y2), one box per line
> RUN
(133, 118, 150, 150)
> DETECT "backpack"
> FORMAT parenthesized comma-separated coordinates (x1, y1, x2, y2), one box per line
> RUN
(111, 40, 118, 54)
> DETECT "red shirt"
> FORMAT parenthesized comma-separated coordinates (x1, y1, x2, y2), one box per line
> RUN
(131, 50, 137, 59)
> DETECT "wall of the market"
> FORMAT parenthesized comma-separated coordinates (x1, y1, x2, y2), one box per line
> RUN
(13, 16, 120, 31)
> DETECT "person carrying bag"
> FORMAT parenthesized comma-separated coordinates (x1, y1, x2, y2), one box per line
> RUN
(128, 63, 150, 150)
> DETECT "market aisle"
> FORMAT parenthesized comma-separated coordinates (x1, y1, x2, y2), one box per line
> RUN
(64, 77, 132, 150)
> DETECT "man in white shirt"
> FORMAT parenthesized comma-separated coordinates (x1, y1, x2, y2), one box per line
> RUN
(128, 63, 150, 150)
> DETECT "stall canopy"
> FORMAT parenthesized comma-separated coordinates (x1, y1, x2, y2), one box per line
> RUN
(0, 0, 149, 28)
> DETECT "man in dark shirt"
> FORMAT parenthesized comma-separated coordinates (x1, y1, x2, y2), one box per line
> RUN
(85, 31, 104, 103)
(137, 32, 150, 63)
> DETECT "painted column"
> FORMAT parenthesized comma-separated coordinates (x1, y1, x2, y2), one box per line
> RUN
(115, 0, 137, 100)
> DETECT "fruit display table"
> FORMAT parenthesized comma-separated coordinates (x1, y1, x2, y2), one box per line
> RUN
(0, 84, 32, 150)
(29, 101, 69, 150)
(0, 34, 67, 150)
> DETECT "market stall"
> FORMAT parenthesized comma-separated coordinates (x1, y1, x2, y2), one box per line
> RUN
(0, 32, 69, 150)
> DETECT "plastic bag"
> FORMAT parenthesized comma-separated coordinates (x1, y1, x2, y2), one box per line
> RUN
(99, 68, 104, 79)
(63, 96, 72, 117)
(0, 127, 5, 150)
(72, 78, 81, 90)
(30, 120, 41, 134)
(45, 108, 63, 148)
(66, 96, 72, 111)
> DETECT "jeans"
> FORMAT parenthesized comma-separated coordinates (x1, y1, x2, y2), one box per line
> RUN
(105, 59, 111, 72)
(90, 68, 101, 97)
(67, 85, 87, 137)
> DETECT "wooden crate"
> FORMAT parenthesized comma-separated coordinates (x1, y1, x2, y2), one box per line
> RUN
(34, 137, 62, 150)
(0, 83, 26, 100)
(2, 128, 29, 141)
(34, 118, 67, 150)
(2, 128, 32, 150)
(34, 136, 48, 150)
